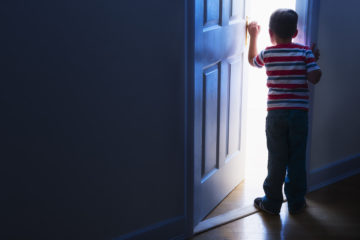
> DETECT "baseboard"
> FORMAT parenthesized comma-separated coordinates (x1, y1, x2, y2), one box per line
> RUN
(113, 216, 187, 240)
(308, 153, 360, 192)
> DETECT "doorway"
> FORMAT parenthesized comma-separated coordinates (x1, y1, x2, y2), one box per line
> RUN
(244, 0, 297, 206)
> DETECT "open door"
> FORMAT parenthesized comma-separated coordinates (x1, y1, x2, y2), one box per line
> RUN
(193, 0, 248, 226)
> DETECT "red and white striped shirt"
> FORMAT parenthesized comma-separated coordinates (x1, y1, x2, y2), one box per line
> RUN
(253, 43, 320, 111)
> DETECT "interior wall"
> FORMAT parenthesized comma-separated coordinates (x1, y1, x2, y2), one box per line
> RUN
(0, 1, 187, 239)
(309, 0, 360, 170)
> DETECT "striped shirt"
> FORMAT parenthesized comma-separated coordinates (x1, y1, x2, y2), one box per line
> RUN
(253, 43, 320, 111)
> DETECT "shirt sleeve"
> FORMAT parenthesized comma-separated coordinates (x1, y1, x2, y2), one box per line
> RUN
(253, 50, 265, 68)
(305, 48, 320, 72)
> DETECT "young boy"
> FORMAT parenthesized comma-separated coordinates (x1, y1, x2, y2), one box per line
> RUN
(248, 9, 321, 215)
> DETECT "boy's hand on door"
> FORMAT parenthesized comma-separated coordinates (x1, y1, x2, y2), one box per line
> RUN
(311, 43, 320, 61)
(248, 22, 260, 38)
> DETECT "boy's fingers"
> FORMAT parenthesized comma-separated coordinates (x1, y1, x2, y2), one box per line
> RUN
(311, 43, 316, 51)
(249, 22, 258, 27)
(314, 50, 320, 61)
(311, 42, 320, 61)
(248, 22, 260, 33)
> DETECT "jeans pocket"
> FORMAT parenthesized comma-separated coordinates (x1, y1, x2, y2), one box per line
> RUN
(291, 114, 308, 135)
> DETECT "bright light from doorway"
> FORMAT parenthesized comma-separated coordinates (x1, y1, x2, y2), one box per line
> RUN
(244, 0, 296, 185)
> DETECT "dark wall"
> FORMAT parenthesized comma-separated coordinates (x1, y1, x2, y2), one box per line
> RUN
(1, 1, 187, 239)
(309, 0, 360, 170)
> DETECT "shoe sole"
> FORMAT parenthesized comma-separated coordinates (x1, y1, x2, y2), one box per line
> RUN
(254, 201, 279, 215)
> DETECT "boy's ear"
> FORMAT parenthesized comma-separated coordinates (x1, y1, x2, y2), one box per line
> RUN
(269, 29, 274, 37)
(292, 29, 298, 38)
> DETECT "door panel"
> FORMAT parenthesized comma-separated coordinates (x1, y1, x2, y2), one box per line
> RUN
(204, 0, 221, 28)
(228, 58, 243, 157)
(202, 63, 220, 179)
(194, 0, 247, 225)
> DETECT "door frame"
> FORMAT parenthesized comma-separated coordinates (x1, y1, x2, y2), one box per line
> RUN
(185, 0, 195, 237)
(294, 0, 322, 192)
(185, 0, 319, 237)
(299, 0, 321, 191)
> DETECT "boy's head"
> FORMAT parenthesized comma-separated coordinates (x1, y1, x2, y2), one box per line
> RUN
(269, 9, 298, 42)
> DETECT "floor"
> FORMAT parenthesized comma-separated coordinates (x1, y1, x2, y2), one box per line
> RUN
(191, 173, 360, 240)
(203, 177, 264, 220)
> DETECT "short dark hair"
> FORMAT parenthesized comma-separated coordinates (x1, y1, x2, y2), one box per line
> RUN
(269, 9, 298, 39)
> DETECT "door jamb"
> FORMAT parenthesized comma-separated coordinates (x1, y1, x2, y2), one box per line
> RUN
(185, 0, 195, 237)
(295, 0, 321, 192)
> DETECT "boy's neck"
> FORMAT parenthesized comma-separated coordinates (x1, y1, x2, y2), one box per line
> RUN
(273, 36, 293, 45)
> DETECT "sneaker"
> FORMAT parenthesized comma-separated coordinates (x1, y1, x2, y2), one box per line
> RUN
(254, 197, 279, 215)
(289, 202, 306, 215)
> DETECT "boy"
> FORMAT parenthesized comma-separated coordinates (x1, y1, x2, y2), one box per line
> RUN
(248, 9, 321, 215)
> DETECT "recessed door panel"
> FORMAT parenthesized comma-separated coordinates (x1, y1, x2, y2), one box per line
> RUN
(202, 63, 221, 180)
(230, 0, 245, 22)
(228, 57, 243, 157)
(204, 0, 222, 28)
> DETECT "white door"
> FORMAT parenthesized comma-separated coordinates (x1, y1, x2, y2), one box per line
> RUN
(194, 0, 248, 225)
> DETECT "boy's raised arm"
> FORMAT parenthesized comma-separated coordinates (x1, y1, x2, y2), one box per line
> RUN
(248, 22, 261, 66)
(307, 43, 322, 84)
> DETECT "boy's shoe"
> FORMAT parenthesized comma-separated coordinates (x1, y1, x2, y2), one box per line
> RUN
(254, 197, 279, 215)
(289, 202, 307, 215)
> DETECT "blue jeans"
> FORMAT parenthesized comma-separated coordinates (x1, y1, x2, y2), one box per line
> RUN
(262, 109, 308, 212)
